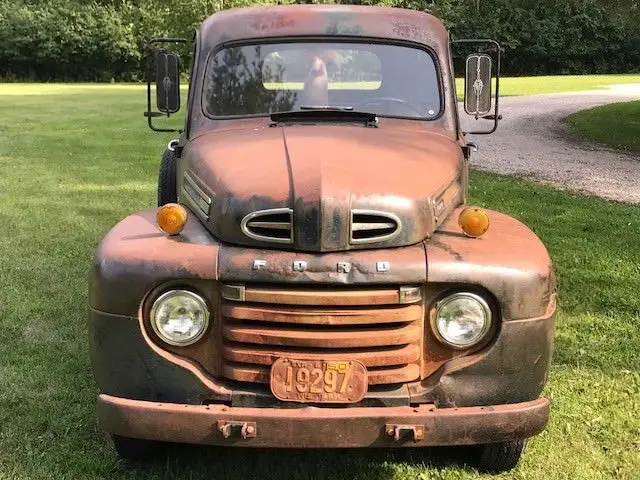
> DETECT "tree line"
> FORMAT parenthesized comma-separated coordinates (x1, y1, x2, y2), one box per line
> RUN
(0, 0, 638, 81)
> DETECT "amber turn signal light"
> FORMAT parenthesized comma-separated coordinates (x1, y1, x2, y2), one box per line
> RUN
(458, 207, 490, 238)
(157, 203, 188, 235)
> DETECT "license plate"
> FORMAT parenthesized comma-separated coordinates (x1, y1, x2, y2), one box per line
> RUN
(270, 358, 367, 403)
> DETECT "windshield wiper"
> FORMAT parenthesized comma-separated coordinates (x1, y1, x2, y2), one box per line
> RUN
(270, 108, 378, 127)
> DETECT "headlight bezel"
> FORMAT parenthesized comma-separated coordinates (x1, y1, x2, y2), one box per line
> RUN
(431, 291, 493, 350)
(149, 289, 210, 347)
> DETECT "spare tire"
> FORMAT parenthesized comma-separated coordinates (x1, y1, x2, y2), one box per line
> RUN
(157, 142, 178, 206)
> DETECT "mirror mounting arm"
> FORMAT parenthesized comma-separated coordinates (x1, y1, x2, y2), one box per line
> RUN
(462, 142, 478, 159)
(145, 37, 189, 133)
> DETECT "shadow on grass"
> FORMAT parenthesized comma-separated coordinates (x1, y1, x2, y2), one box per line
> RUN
(119, 444, 477, 479)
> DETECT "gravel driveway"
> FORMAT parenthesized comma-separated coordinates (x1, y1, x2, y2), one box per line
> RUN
(464, 84, 640, 203)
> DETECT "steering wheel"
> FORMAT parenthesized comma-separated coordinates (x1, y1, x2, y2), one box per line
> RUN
(356, 97, 425, 116)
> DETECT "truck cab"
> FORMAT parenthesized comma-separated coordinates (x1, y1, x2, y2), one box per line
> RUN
(89, 5, 555, 472)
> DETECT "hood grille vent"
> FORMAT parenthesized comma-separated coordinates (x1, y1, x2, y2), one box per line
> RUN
(241, 208, 293, 244)
(351, 210, 401, 244)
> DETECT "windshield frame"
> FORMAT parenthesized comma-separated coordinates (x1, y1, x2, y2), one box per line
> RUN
(200, 36, 445, 122)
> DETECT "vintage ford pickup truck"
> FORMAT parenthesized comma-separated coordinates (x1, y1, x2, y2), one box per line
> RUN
(89, 4, 556, 472)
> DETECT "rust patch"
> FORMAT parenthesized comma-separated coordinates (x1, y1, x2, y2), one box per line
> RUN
(200, 6, 449, 52)
(248, 14, 295, 33)
(391, 20, 434, 45)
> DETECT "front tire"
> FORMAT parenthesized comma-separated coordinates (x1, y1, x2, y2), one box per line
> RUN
(475, 439, 527, 473)
(157, 145, 177, 206)
(111, 434, 158, 461)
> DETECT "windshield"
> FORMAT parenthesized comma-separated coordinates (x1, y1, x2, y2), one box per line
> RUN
(202, 41, 441, 119)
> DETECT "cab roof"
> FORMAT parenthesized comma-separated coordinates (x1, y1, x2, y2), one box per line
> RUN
(199, 5, 450, 53)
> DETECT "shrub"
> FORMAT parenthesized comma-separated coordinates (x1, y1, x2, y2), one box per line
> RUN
(0, 1, 140, 81)
(1, 0, 638, 81)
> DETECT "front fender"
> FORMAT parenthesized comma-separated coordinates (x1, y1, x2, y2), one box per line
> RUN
(89, 208, 220, 316)
(427, 208, 555, 320)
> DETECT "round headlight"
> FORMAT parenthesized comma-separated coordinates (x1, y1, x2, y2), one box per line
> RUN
(150, 290, 210, 346)
(433, 292, 492, 349)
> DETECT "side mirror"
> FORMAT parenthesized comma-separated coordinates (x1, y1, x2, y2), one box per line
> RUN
(155, 51, 180, 114)
(464, 53, 492, 119)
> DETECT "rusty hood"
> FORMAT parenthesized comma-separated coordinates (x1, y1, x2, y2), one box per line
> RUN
(181, 122, 463, 252)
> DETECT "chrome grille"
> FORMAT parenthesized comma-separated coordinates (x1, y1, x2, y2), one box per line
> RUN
(350, 210, 401, 244)
(241, 208, 293, 244)
(220, 285, 423, 386)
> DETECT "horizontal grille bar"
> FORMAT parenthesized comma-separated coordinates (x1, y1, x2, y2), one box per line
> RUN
(222, 303, 423, 325)
(222, 362, 420, 386)
(221, 343, 421, 367)
(223, 322, 421, 348)
(240, 287, 406, 306)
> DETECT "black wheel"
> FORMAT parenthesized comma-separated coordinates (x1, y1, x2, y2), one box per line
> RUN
(157, 144, 177, 206)
(111, 434, 158, 461)
(474, 439, 527, 473)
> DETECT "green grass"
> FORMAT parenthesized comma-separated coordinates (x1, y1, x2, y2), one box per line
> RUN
(567, 100, 640, 152)
(486, 74, 640, 96)
(0, 83, 639, 480)
(453, 74, 640, 98)
(4, 72, 636, 98)
(455, 73, 640, 97)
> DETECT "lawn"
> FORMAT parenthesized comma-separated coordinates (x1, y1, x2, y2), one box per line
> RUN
(452, 73, 640, 98)
(482, 73, 640, 97)
(2, 73, 638, 99)
(567, 100, 640, 152)
(0, 83, 638, 480)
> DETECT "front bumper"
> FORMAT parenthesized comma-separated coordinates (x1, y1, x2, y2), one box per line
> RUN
(97, 394, 549, 448)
